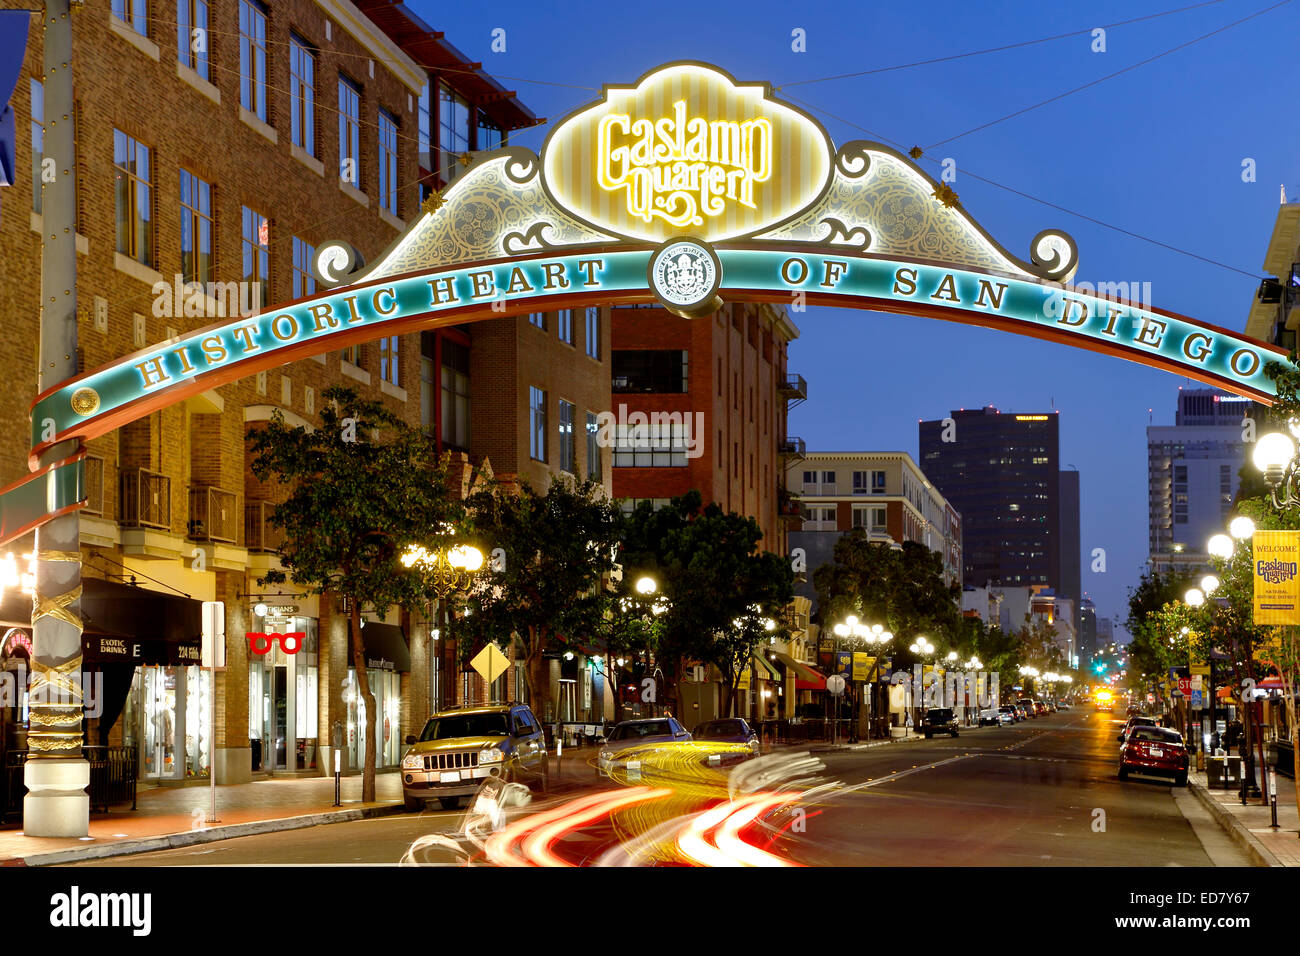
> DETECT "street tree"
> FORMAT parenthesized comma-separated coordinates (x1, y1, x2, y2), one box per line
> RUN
(619, 492, 794, 718)
(246, 386, 461, 803)
(458, 476, 621, 722)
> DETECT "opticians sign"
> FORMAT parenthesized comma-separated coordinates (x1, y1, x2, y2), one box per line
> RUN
(15, 60, 1299, 518)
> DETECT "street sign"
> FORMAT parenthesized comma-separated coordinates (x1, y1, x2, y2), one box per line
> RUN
(470, 643, 510, 685)
(826, 674, 846, 696)
(1190, 663, 1210, 676)
(1178, 677, 1192, 697)
(1147, 693, 1155, 703)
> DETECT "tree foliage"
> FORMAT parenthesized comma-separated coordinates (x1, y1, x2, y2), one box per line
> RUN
(619, 491, 794, 717)
(457, 476, 621, 722)
(246, 385, 461, 802)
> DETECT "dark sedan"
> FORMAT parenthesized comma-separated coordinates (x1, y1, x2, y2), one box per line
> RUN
(691, 718, 761, 762)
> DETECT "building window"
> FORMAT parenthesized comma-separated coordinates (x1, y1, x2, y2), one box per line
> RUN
(417, 83, 431, 165)
(289, 34, 315, 155)
(340, 343, 362, 367)
(557, 309, 574, 345)
(179, 169, 213, 286)
(114, 129, 152, 266)
(821, 470, 836, 485)
(177, 0, 209, 80)
(585, 307, 600, 360)
(241, 206, 269, 310)
(113, 0, 147, 36)
(379, 336, 399, 386)
(559, 400, 575, 474)
(292, 236, 315, 299)
(477, 117, 501, 150)
(611, 350, 688, 393)
(239, 0, 268, 121)
(338, 76, 361, 186)
(30, 79, 42, 214)
(852, 470, 869, 494)
(528, 312, 546, 330)
(378, 109, 398, 215)
(529, 387, 546, 462)
(440, 339, 470, 449)
(438, 83, 470, 175)
(872, 470, 886, 494)
(612, 421, 692, 467)
(586, 411, 600, 481)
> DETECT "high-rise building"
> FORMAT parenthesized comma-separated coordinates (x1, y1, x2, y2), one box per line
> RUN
(918, 407, 1061, 591)
(1097, 617, 1115, 648)
(1079, 596, 1098, 662)
(1147, 389, 1251, 575)
(1058, 469, 1081, 639)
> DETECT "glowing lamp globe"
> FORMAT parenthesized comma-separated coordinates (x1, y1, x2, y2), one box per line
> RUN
(1206, 534, 1234, 559)
(1253, 432, 1295, 474)
(1229, 516, 1255, 540)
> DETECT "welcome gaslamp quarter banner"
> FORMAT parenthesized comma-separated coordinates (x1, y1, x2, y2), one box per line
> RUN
(11, 61, 1296, 540)
(1252, 530, 1300, 625)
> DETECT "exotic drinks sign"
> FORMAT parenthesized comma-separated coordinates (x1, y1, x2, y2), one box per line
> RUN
(22, 61, 1295, 480)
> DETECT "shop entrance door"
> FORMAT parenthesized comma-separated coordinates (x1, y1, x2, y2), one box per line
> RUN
(139, 666, 180, 780)
(251, 656, 295, 773)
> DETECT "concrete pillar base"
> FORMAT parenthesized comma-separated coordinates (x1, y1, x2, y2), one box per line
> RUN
(214, 748, 251, 784)
(23, 758, 90, 837)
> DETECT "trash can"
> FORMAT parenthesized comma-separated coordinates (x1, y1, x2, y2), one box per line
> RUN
(1207, 755, 1241, 789)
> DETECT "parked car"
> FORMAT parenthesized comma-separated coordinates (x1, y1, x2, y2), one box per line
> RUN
(1117, 715, 1158, 747)
(923, 707, 960, 738)
(1119, 725, 1189, 786)
(1056, 701, 1071, 711)
(400, 703, 548, 811)
(597, 717, 692, 778)
(1000, 705, 1023, 723)
(1033, 701, 1048, 716)
(1018, 698, 1039, 717)
(691, 718, 760, 758)
(980, 708, 1013, 727)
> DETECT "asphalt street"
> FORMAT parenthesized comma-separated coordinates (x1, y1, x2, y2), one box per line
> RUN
(67, 710, 1251, 866)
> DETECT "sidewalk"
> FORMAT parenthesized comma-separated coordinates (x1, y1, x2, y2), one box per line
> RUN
(1, 749, 603, 867)
(1189, 764, 1300, 867)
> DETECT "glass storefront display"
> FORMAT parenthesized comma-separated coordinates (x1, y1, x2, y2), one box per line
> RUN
(345, 667, 401, 770)
(122, 664, 210, 780)
(248, 616, 318, 773)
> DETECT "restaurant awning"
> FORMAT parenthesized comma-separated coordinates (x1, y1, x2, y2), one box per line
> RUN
(752, 651, 781, 681)
(349, 621, 410, 672)
(772, 650, 824, 686)
(79, 578, 202, 666)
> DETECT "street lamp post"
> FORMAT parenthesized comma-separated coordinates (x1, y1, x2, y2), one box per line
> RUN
(909, 637, 935, 728)
(401, 543, 484, 712)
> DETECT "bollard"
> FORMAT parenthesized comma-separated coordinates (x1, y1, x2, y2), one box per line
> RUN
(334, 749, 341, 808)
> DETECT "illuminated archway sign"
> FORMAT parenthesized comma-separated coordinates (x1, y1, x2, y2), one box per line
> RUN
(26, 61, 1295, 472)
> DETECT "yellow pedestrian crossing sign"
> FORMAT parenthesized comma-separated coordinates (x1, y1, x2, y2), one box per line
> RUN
(471, 643, 510, 685)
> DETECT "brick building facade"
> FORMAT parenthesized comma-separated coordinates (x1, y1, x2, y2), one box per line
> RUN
(0, 0, 541, 787)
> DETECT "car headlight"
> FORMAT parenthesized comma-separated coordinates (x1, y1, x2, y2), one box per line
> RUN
(401, 753, 424, 770)
(478, 747, 504, 764)
(598, 750, 613, 762)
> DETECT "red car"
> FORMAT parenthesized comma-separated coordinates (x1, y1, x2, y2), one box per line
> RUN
(1118, 725, 1189, 786)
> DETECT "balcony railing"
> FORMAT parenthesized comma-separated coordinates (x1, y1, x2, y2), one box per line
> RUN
(778, 373, 808, 403)
(82, 455, 105, 516)
(189, 486, 239, 544)
(120, 468, 170, 530)
(245, 500, 284, 553)
(778, 437, 806, 458)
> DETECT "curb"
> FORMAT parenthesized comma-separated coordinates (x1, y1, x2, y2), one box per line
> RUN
(5, 802, 410, 868)
(1188, 780, 1282, 868)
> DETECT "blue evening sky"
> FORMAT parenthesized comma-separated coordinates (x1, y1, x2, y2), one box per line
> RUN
(414, 0, 1300, 639)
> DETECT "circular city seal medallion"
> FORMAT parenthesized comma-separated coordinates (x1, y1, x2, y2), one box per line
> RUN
(647, 238, 722, 317)
(69, 387, 100, 417)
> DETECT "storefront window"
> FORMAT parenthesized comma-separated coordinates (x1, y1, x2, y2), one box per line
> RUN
(346, 667, 401, 769)
(249, 614, 318, 773)
(184, 666, 211, 778)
